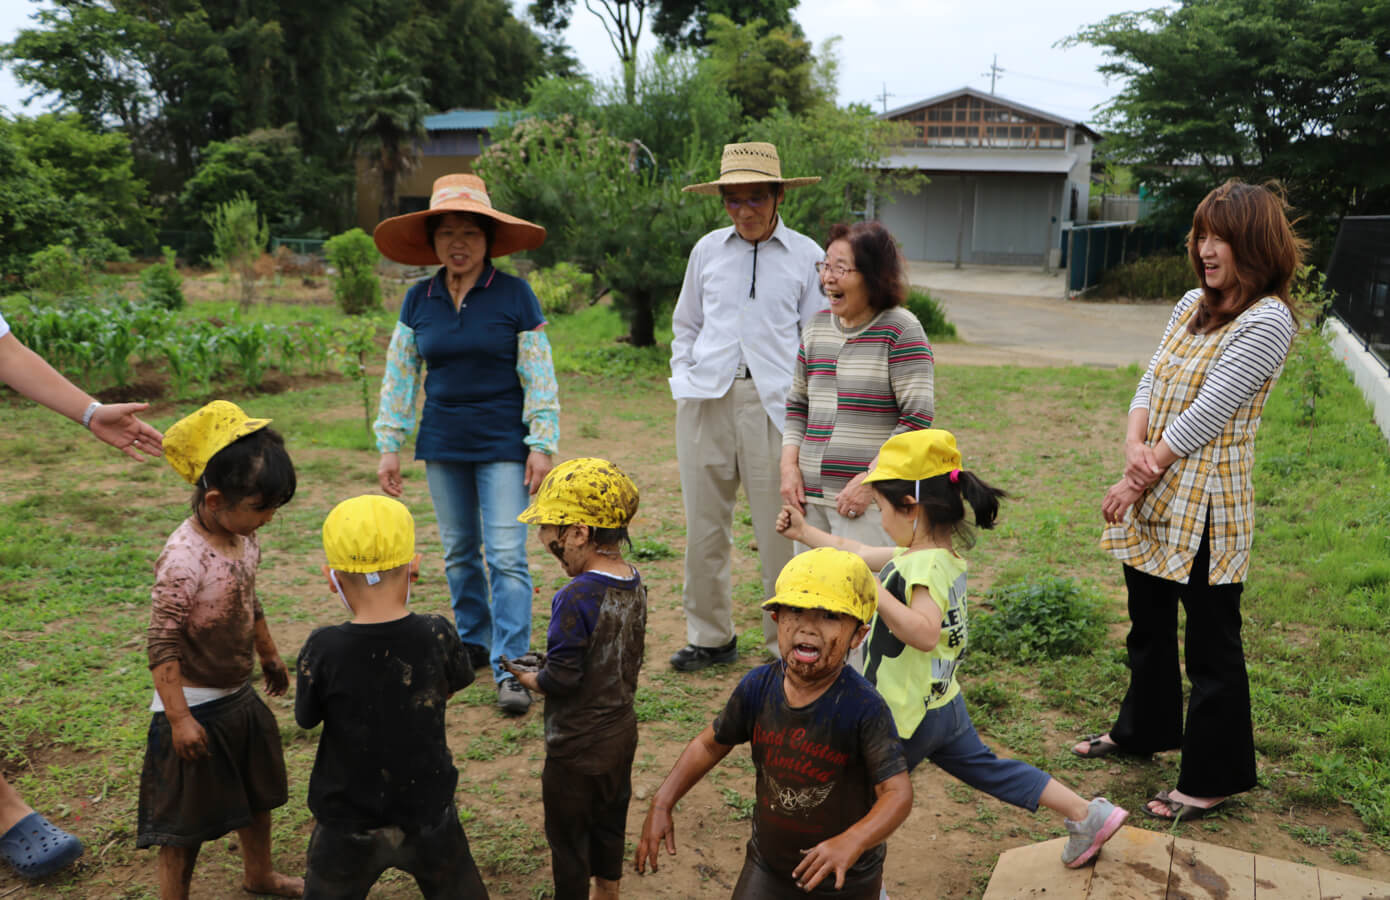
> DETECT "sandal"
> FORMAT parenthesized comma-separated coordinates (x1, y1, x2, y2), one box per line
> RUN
(1141, 790, 1228, 822)
(1072, 733, 1122, 758)
(0, 811, 84, 878)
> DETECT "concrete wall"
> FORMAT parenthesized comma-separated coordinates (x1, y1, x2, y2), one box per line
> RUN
(879, 173, 1062, 265)
(1326, 315, 1390, 445)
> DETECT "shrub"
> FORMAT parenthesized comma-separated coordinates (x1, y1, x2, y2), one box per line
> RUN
(324, 228, 382, 316)
(905, 288, 956, 341)
(972, 576, 1108, 661)
(1094, 254, 1194, 300)
(26, 244, 87, 299)
(529, 261, 594, 317)
(205, 191, 268, 311)
(139, 247, 184, 311)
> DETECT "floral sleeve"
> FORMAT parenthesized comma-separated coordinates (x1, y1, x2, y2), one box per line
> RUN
(373, 321, 422, 454)
(517, 329, 559, 455)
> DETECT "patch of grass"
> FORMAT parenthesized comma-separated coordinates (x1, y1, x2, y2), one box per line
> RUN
(630, 537, 678, 561)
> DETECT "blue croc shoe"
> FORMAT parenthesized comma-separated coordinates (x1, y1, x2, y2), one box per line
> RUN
(0, 812, 84, 878)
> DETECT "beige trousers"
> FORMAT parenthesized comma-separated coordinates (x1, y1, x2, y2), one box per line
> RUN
(676, 378, 793, 649)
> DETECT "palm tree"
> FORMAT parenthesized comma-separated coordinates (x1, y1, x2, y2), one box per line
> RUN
(347, 48, 431, 222)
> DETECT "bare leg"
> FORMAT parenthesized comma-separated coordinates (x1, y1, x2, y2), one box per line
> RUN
(237, 810, 303, 897)
(1038, 778, 1090, 822)
(0, 774, 34, 834)
(157, 844, 200, 900)
(591, 875, 621, 899)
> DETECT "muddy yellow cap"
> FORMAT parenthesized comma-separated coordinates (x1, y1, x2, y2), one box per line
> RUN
(763, 547, 877, 624)
(164, 400, 271, 485)
(517, 457, 639, 529)
(864, 429, 961, 485)
(322, 495, 415, 574)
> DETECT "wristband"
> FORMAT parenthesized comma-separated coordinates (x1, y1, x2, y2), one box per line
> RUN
(81, 401, 102, 429)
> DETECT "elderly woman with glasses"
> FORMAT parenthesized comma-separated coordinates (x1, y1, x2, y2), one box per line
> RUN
(780, 220, 935, 551)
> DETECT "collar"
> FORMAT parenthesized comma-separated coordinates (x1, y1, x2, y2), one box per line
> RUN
(427, 263, 496, 300)
(722, 214, 788, 249)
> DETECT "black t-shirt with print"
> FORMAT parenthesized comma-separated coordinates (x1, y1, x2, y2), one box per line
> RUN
(712, 662, 907, 893)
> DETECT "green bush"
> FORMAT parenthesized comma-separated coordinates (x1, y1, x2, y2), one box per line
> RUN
(905, 288, 956, 341)
(26, 244, 87, 299)
(324, 228, 382, 316)
(972, 576, 1108, 661)
(206, 191, 268, 310)
(138, 247, 184, 311)
(529, 261, 594, 317)
(1094, 254, 1194, 300)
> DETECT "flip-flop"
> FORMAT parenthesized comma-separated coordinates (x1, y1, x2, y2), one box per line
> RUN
(0, 811, 84, 878)
(1141, 790, 1228, 823)
(1072, 734, 1123, 758)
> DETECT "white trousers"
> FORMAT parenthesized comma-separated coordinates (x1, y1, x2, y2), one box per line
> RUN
(676, 378, 793, 649)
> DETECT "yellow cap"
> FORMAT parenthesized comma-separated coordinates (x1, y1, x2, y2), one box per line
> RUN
(863, 429, 961, 485)
(322, 495, 416, 574)
(164, 400, 272, 485)
(762, 547, 878, 624)
(517, 457, 640, 529)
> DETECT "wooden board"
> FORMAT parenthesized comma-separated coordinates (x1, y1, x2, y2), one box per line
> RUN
(1089, 827, 1174, 900)
(1251, 854, 1319, 899)
(981, 836, 1093, 900)
(1317, 868, 1390, 900)
(1166, 837, 1253, 900)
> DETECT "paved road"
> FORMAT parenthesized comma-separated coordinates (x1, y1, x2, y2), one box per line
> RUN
(906, 261, 1176, 369)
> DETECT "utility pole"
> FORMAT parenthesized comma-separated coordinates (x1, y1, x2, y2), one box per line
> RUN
(875, 82, 894, 113)
(982, 54, 1005, 94)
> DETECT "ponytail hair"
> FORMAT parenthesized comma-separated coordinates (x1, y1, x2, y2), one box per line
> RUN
(870, 469, 1007, 549)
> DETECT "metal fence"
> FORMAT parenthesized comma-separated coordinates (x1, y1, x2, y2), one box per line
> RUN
(1325, 216, 1390, 374)
(1061, 222, 1182, 293)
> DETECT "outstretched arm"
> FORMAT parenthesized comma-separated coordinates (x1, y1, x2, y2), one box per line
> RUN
(634, 726, 733, 875)
(792, 771, 913, 892)
(776, 504, 896, 572)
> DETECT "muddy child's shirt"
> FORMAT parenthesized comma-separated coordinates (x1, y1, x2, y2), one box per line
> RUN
(147, 518, 263, 688)
(713, 663, 906, 894)
(295, 612, 472, 830)
(535, 568, 647, 772)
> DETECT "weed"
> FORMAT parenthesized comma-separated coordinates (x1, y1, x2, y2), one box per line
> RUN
(906, 288, 958, 341)
(630, 538, 678, 561)
(972, 576, 1108, 661)
(720, 787, 755, 820)
(1093, 254, 1193, 300)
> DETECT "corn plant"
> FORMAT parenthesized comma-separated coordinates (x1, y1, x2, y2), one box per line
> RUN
(270, 326, 299, 376)
(335, 319, 378, 436)
(300, 324, 334, 375)
(185, 324, 224, 396)
(222, 323, 271, 392)
(99, 322, 140, 387)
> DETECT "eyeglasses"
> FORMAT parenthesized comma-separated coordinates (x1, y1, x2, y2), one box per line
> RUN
(721, 193, 772, 210)
(815, 261, 857, 278)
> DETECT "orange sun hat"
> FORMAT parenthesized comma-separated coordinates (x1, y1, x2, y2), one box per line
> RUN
(372, 174, 546, 265)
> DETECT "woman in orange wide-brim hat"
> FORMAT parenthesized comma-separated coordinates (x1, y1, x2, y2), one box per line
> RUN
(371, 173, 556, 717)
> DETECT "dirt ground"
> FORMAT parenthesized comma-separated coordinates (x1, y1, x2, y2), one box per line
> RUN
(2, 302, 1388, 898)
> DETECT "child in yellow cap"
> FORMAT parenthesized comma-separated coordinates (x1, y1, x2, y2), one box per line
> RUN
(503, 457, 644, 900)
(295, 494, 489, 898)
(635, 548, 912, 899)
(777, 429, 1128, 869)
(137, 401, 301, 899)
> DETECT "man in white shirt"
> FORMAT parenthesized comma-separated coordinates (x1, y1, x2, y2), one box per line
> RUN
(668, 142, 826, 671)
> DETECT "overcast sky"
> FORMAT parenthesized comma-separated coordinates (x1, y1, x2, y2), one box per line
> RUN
(1, 0, 1167, 126)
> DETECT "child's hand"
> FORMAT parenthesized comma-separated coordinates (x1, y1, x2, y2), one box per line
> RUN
(260, 655, 290, 696)
(170, 716, 210, 761)
(634, 803, 677, 874)
(794, 832, 864, 892)
(776, 504, 806, 541)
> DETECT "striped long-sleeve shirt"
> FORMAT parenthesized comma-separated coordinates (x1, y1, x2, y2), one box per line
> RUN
(783, 307, 934, 503)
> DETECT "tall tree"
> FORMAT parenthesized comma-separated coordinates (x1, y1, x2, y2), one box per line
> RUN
(347, 49, 431, 222)
(651, 0, 798, 50)
(530, 0, 649, 102)
(1067, 0, 1390, 254)
(701, 14, 824, 120)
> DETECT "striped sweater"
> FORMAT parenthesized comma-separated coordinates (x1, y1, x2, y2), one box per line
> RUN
(784, 307, 934, 503)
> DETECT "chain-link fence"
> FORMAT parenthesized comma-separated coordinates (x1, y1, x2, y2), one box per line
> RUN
(1326, 216, 1390, 373)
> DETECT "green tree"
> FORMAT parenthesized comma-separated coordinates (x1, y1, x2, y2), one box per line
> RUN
(1067, 0, 1390, 254)
(651, 0, 798, 50)
(347, 49, 430, 223)
(205, 191, 269, 311)
(701, 14, 824, 121)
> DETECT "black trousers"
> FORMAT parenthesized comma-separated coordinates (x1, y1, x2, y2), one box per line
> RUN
(1110, 527, 1257, 797)
(303, 804, 489, 900)
(542, 754, 634, 900)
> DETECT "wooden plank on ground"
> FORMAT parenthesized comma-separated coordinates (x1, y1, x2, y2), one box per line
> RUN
(1166, 837, 1253, 900)
(982, 837, 1092, 900)
(1090, 826, 1174, 900)
(1317, 868, 1390, 900)
(1252, 854, 1318, 899)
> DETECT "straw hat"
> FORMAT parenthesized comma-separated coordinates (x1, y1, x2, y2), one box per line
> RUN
(373, 174, 546, 265)
(682, 142, 822, 195)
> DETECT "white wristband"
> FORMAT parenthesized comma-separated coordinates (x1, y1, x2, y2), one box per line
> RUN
(81, 401, 102, 429)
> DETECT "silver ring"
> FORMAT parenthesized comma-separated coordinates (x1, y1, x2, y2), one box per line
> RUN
(847, 510, 857, 518)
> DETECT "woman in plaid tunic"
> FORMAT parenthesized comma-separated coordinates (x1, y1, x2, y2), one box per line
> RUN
(1073, 181, 1303, 822)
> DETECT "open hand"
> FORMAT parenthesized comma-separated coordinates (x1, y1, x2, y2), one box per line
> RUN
(793, 832, 863, 892)
(90, 402, 164, 461)
(634, 803, 677, 875)
(378, 453, 403, 497)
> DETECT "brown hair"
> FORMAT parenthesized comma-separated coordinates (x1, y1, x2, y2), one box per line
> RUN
(827, 221, 907, 312)
(1186, 180, 1304, 333)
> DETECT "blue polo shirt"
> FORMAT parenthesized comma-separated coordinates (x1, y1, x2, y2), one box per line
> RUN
(400, 265, 545, 463)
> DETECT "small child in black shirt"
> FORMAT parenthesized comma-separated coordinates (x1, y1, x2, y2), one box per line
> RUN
(504, 458, 645, 900)
(296, 495, 489, 899)
(634, 548, 913, 899)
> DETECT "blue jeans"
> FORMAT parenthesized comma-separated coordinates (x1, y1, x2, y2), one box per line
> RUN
(902, 693, 1050, 811)
(425, 460, 532, 681)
